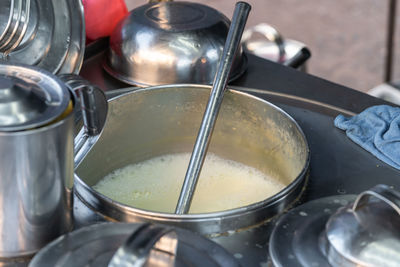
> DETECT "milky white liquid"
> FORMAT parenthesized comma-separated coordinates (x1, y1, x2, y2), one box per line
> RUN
(94, 153, 285, 213)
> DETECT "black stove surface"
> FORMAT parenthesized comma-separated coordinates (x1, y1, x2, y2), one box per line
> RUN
(78, 40, 400, 266)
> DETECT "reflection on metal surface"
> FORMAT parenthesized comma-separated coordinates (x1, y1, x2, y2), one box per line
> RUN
(0, 0, 14, 44)
(0, 0, 31, 55)
(0, 0, 85, 74)
(0, 105, 74, 259)
(104, 1, 247, 86)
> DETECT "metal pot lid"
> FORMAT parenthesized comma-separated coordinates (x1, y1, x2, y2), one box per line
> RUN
(29, 222, 241, 267)
(269, 184, 400, 267)
(269, 194, 356, 267)
(0, 0, 85, 75)
(0, 63, 70, 131)
(323, 184, 400, 267)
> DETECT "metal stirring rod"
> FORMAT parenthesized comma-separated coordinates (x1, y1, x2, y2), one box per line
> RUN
(175, 2, 251, 214)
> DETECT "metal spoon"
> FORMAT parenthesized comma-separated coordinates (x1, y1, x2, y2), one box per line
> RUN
(175, 1, 251, 214)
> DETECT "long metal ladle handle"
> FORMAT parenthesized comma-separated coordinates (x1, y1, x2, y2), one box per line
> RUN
(175, 2, 251, 214)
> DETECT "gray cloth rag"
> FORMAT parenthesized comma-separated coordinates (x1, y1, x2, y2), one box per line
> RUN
(334, 105, 400, 170)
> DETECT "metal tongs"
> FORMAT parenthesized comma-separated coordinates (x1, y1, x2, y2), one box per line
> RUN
(175, 2, 252, 214)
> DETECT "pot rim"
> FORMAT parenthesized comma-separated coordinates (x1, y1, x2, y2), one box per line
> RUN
(74, 84, 310, 223)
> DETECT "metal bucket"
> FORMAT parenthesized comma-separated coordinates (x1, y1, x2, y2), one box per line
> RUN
(74, 84, 310, 235)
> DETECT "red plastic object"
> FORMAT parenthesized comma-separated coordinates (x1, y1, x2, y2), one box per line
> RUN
(83, 0, 128, 42)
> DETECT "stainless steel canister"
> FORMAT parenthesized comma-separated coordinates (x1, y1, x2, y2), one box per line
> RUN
(0, 64, 73, 259)
(0, 63, 107, 260)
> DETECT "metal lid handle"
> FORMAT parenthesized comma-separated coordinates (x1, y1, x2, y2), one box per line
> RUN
(352, 184, 400, 216)
(108, 223, 178, 267)
(242, 23, 285, 63)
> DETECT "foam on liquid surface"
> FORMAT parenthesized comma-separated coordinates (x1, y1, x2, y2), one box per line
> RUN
(94, 153, 285, 213)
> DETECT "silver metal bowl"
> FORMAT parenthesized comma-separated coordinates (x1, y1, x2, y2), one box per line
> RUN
(103, 1, 247, 86)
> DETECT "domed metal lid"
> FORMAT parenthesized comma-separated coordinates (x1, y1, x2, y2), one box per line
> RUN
(269, 194, 356, 267)
(323, 184, 400, 267)
(269, 184, 400, 267)
(104, 1, 247, 86)
(29, 222, 240, 267)
(0, 63, 70, 131)
(0, 0, 85, 74)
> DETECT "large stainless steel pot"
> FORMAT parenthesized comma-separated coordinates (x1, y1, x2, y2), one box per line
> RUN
(74, 84, 310, 235)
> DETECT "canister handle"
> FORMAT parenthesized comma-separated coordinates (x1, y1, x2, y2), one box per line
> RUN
(108, 223, 177, 267)
(352, 184, 400, 216)
(59, 74, 108, 136)
(58, 74, 108, 166)
(242, 23, 285, 63)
